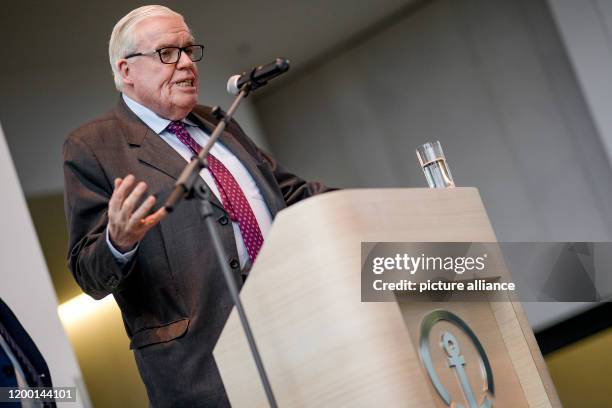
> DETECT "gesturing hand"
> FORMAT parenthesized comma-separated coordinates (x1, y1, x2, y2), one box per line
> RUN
(108, 174, 167, 253)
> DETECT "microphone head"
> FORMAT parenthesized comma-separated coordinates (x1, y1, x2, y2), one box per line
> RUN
(275, 58, 290, 72)
(226, 75, 241, 95)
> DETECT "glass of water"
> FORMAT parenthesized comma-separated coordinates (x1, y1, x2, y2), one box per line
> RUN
(416, 141, 455, 188)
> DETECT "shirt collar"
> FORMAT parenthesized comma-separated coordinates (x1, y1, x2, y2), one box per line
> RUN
(122, 93, 197, 134)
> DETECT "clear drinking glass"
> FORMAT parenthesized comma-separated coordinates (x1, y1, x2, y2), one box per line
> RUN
(416, 141, 455, 188)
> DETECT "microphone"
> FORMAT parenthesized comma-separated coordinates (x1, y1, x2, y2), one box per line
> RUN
(227, 58, 290, 95)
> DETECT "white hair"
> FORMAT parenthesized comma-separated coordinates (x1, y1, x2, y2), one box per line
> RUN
(109, 5, 188, 90)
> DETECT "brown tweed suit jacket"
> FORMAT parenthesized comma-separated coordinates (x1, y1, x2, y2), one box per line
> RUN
(63, 98, 331, 407)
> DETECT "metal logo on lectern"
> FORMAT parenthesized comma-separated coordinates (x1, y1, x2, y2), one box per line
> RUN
(418, 310, 495, 408)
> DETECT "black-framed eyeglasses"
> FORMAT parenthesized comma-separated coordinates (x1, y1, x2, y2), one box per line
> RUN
(124, 44, 204, 64)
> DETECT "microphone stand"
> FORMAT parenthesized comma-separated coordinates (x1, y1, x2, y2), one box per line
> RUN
(164, 82, 279, 408)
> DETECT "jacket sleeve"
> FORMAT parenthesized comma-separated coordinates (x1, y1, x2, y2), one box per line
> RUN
(63, 135, 136, 300)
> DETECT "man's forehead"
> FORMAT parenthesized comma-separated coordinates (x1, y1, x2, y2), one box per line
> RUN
(133, 16, 194, 47)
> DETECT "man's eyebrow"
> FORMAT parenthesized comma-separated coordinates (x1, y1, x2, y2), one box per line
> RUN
(156, 42, 179, 48)
(156, 39, 195, 49)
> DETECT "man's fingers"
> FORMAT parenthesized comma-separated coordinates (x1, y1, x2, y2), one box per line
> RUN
(128, 195, 157, 228)
(116, 175, 137, 203)
(109, 174, 134, 216)
(142, 206, 168, 227)
(109, 178, 123, 215)
(121, 181, 148, 215)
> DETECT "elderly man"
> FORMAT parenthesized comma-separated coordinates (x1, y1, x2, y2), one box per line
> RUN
(63, 5, 331, 407)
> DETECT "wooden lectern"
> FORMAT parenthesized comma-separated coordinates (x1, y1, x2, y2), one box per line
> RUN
(213, 188, 561, 407)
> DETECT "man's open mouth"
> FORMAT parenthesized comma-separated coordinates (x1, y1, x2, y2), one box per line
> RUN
(176, 80, 194, 87)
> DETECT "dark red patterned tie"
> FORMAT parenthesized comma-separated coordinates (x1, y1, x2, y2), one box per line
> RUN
(167, 121, 264, 261)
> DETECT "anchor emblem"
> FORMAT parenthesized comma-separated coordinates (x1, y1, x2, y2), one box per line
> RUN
(419, 310, 494, 408)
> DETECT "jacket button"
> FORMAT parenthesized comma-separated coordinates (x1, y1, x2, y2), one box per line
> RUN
(218, 215, 229, 225)
(229, 258, 240, 269)
(107, 275, 119, 287)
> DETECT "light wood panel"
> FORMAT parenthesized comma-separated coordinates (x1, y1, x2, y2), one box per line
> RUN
(214, 188, 560, 407)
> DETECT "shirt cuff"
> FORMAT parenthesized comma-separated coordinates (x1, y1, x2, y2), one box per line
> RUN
(106, 227, 139, 266)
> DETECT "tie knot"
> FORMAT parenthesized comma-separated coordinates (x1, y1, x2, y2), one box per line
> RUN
(168, 121, 186, 132)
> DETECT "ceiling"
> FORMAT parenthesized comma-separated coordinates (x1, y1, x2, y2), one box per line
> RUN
(1, 0, 422, 80)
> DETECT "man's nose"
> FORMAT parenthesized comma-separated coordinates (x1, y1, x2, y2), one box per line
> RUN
(176, 50, 194, 68)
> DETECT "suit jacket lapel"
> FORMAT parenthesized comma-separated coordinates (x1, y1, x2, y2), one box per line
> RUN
(113, 99, 225, 211)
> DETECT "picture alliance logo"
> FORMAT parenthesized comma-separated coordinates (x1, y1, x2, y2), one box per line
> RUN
(371, 253, 488, 275)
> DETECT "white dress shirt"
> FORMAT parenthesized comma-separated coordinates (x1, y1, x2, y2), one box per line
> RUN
(106, 94, 273, 268)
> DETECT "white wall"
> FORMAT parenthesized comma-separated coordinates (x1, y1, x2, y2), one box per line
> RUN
(0, 124, 87, 407)
(548, 0, 612, 170)
(543, 0, 612, 329)
(255, 0, 612, 328)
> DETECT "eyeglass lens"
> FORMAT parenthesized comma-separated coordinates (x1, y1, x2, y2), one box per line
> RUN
(159, 46, 203, 63)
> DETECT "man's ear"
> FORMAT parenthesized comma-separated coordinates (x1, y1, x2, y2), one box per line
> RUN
(117, 59, 134, 86)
